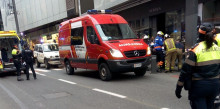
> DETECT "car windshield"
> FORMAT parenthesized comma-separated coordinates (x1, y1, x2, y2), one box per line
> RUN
(43, 44, 58, 52)
(96, 24, 138, 41)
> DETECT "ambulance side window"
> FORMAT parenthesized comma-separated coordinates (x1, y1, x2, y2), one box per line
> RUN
(71, 27, 84, 45)
(87, 26, 99, 44)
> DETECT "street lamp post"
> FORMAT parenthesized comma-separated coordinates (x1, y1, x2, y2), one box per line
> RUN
(78, 0, 81, 16)
(12, 0, 20, 34)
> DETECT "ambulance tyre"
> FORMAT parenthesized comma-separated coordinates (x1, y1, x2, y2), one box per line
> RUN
(45, 60, 50, 69)
(65, 61, 74, 75)
(134, 68, 147, 76)
(36, 60, 40, 68)
(99, 63, 112, 81)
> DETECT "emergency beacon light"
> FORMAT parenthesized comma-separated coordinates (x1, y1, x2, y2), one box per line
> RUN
(87, 10, 112, 14)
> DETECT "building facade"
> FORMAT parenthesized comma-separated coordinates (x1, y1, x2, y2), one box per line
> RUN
(94, 0, 220, 48)
(1, 0, 94, 46)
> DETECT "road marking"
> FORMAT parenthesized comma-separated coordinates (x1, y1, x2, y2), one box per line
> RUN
(58, 79, 77, 85)
(35, 69, 50, 72)
(0, 83, 27, 109)
(92, 88, 127, 99)
(161, 108, 170, 109)
(52, 69, 63, 71)
(36, 72, 46, 76)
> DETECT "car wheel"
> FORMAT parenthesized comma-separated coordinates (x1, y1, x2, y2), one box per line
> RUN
(99, 63, 112, 81)
(36, 60, 40, 68)
(134, 68, 147, 76)
(65, 61, 74, 75)
(45, 60, 50, 69)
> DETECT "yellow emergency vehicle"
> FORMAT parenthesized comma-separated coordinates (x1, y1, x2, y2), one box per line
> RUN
(0, 31, 25, 73)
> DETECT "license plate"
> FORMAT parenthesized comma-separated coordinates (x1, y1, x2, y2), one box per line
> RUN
(134, 63, 142, 68)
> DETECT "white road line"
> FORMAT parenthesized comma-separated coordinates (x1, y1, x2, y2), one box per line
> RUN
(36, 72, 46, 76)
(92, 88, 127, 99)
(161, 108, 170, 109)
(52, 69, 63, 71)
(35, 69, 50, 72)
(58, 79, 77, 85)
(0, 83, 27, 109)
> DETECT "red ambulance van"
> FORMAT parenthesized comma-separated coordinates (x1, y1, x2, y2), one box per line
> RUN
(59, 10, 151, 81)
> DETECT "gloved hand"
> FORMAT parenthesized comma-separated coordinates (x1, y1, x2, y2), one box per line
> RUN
(175, 85, 183, 99)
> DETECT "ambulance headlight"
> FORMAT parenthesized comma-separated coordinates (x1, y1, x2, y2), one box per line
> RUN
(147, 46, 151, 55)
(109, 49, 123, 58)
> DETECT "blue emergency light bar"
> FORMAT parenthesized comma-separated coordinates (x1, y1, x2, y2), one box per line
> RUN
(87, 10, 112, 14)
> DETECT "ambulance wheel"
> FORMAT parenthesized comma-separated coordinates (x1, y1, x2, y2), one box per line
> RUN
(99, 63, 112, 81)
(36, 60, 40, 68)
(45, 60, 50, 69)
(134, 68, 147, 76)
(65, 61, 74, 75)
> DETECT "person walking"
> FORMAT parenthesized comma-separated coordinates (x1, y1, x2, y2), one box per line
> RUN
(154, 31, 165, 72)
(12, 45, 24, 81)
(175, 23, 220, 109)
(22, 44, 37, 80)
(163, 34, 177, 73)
(175, 38, 184, 71)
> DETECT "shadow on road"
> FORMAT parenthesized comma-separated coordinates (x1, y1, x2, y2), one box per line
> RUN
(73, 70, 149, 81)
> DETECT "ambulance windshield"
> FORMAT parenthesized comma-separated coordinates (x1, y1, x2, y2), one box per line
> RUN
(43, 44, 59, 52)
(96, 24, 138, 41)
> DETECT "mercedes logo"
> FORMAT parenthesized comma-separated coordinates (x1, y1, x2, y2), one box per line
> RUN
(134, 50, 139, 56)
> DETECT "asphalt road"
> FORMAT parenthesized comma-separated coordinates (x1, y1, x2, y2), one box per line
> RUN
(0, 65, 190, 109)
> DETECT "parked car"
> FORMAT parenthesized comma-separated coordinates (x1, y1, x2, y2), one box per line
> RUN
(34, 43, 60, 69)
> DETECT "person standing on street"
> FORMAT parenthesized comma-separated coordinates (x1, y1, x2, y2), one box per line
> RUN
(154, 31, 165, 72)
(164, 34, 177, 73)
(22, 44, 37, 80)
(12, 45, 24, 81)
(175, 23, 220, 109)
(175, 38, 184, 71)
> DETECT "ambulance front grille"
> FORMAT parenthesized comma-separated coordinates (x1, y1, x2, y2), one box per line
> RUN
(124, 50, 146, 58)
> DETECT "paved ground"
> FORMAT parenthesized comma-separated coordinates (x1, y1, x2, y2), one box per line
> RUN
(0, 65, 190, 109)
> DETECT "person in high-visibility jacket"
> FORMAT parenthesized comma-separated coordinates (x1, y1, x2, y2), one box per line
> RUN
(154, 31, 165, 72)
(164, 34, 177, 73)
(12, 45, 24, 81)
(175, 23, 220, 109)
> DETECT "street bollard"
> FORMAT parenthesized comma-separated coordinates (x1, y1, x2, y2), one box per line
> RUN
(151, 55, 157, 73)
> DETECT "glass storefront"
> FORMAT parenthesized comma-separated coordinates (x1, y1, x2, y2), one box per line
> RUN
(165, 9, 185, 41)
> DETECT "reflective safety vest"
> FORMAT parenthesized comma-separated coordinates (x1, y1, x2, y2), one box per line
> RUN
(192, 41, 220, 64)
(12, 49, 18, 55)
(164, 38, 176, 52)
(215, 33, 220, 47)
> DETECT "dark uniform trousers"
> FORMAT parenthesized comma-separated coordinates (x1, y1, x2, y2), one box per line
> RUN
(26, 60, 36, 79)
(13, 59, 21, 76)
(156, 50, 164, 68)
(189, 79, 220, 109)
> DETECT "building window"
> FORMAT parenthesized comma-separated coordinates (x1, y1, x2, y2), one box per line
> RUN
(71, 27, 83, 45)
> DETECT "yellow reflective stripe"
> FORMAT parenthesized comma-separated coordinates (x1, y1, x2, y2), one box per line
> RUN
(12, 49, 17, 55)
(196, 59, 220, 66)
(216, 34, 220, 47)
(165, 38, 176, 51)
(185, 59, 196, 66)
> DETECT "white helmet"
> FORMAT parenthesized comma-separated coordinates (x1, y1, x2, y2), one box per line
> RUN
(143, 35, 149, 39)
(157, 31, 164, 35)
(164, 34, 169, 38)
